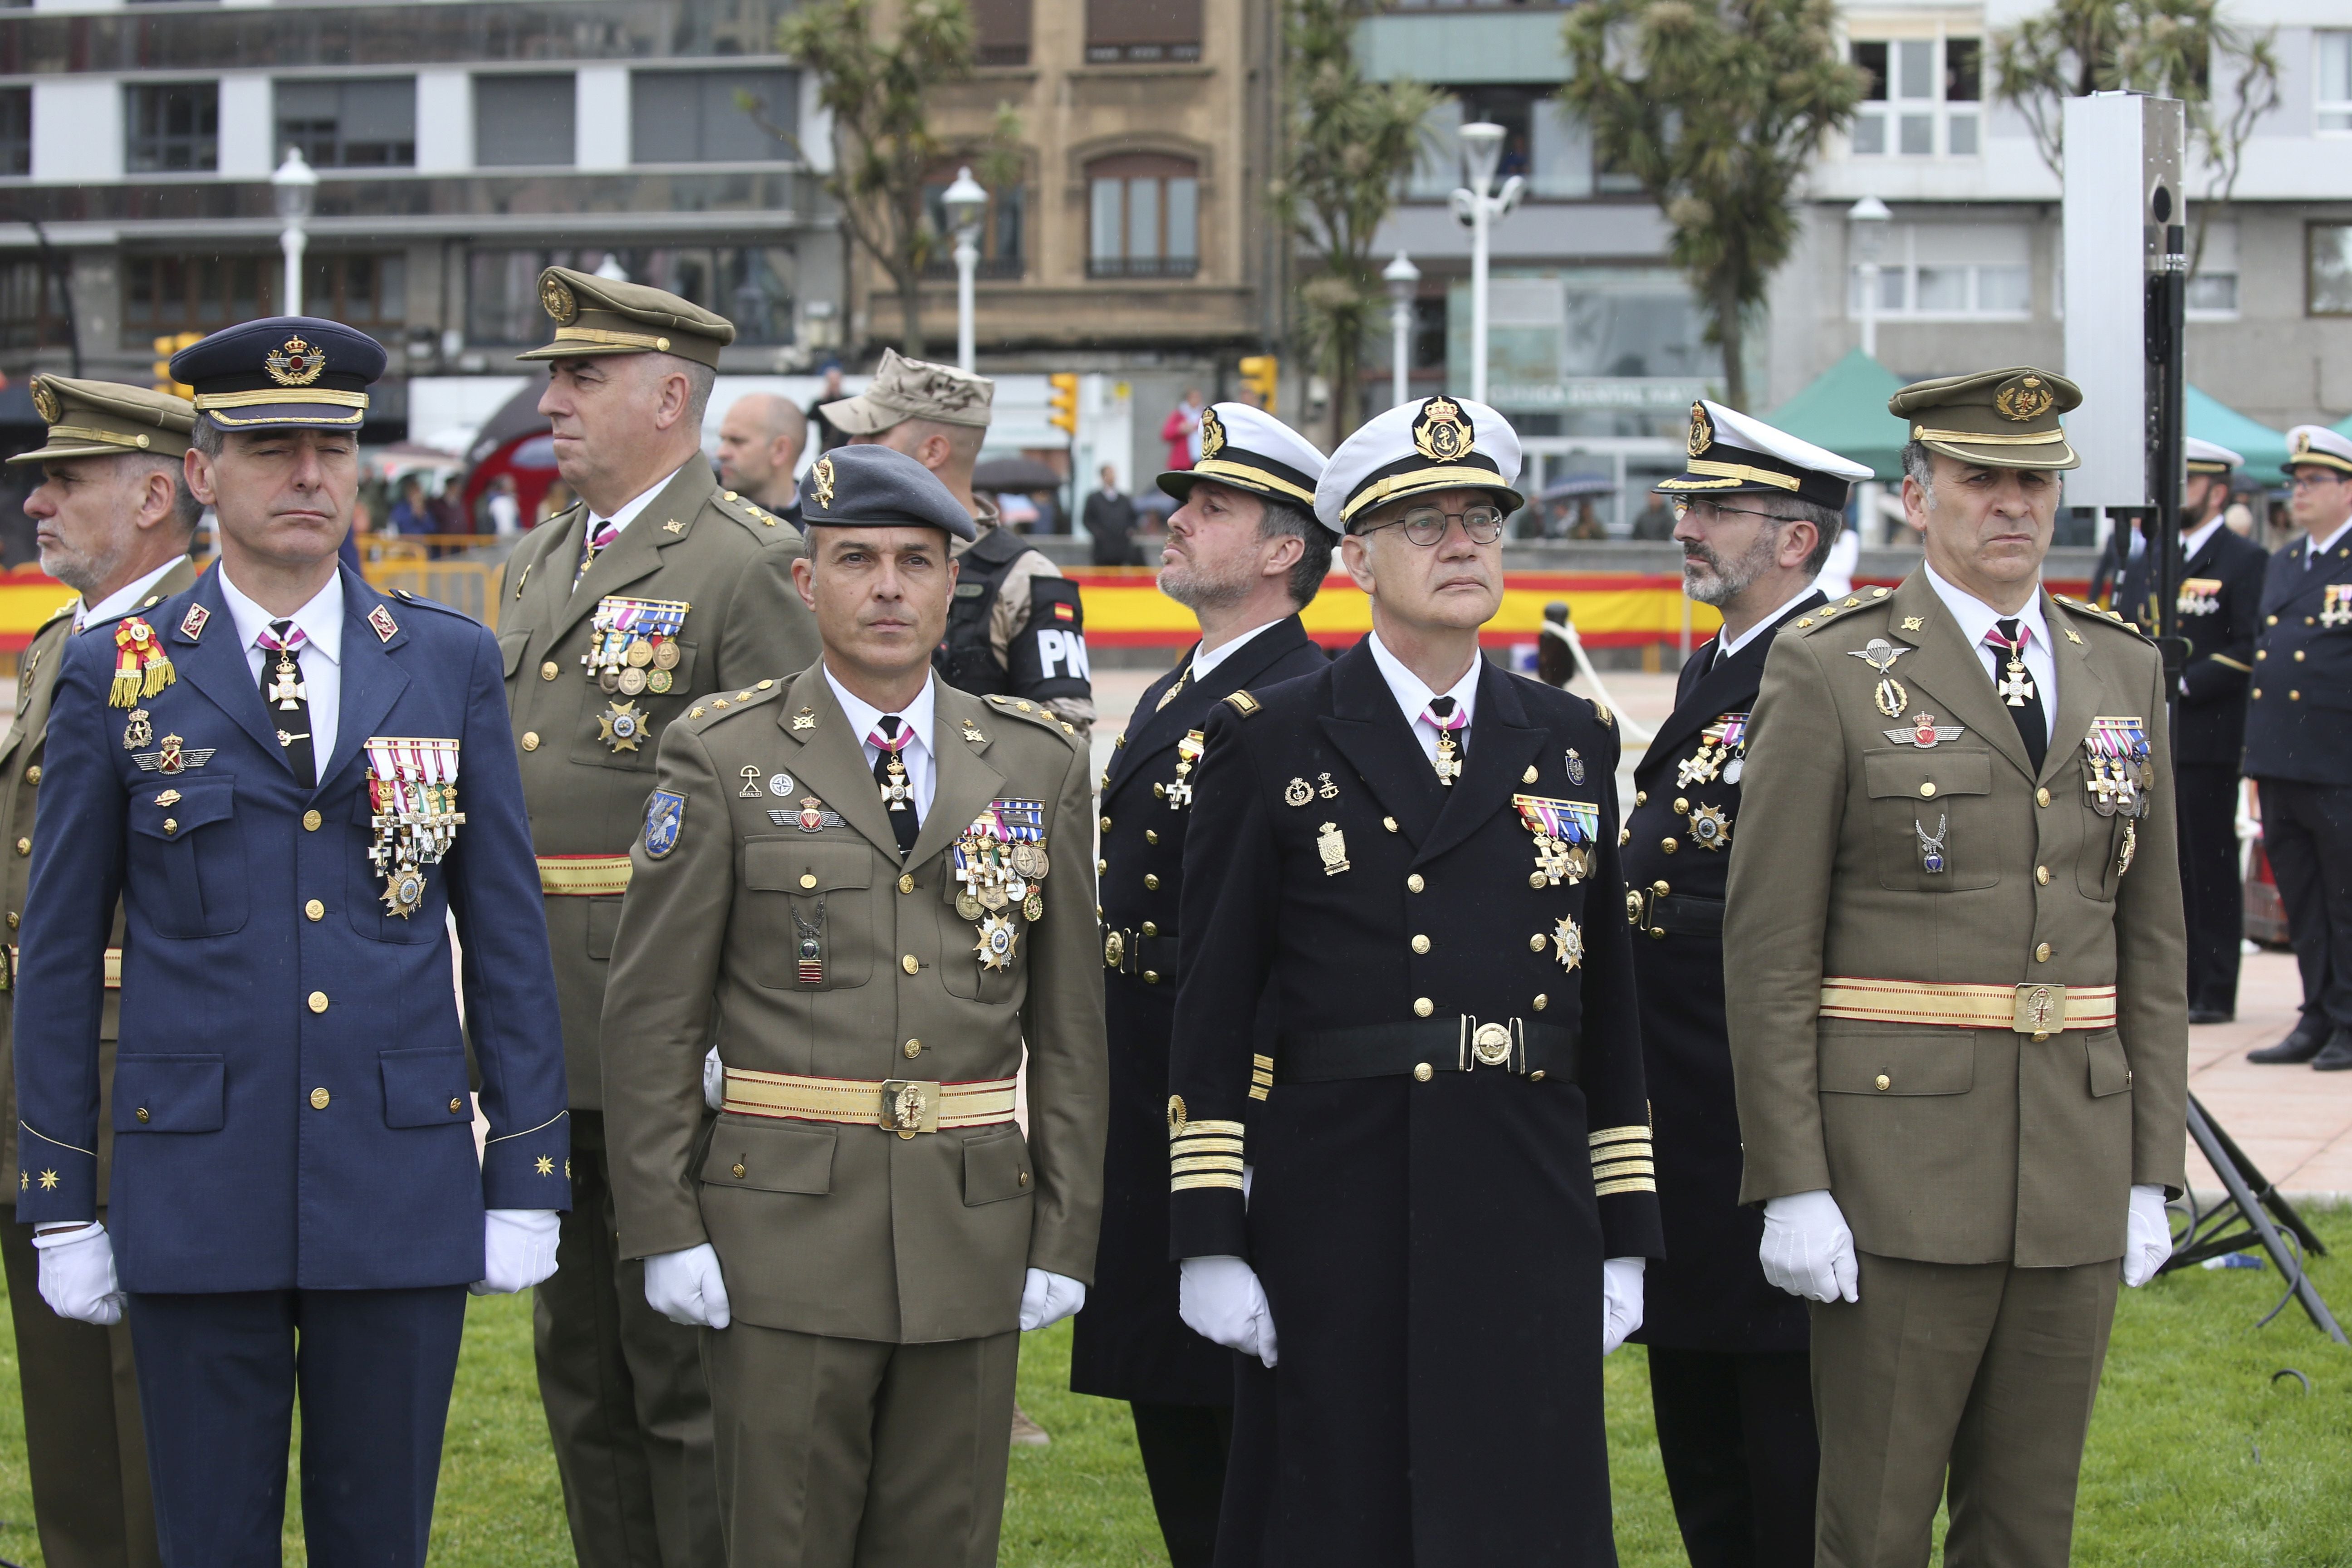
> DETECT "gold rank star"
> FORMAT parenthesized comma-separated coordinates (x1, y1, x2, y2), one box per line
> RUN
(37, 1169, 58, 1191)
(536, 1155, 556, 1176)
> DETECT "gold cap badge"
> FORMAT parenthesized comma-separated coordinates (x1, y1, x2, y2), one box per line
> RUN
(540, 273, 578, 325)
(265, 335, 327, 388)
(811, 454, 836, 510)
(29, 377, 59, 424)
(1411, 396, 1474, 463)
(1686, 401, 1714, 458)
(1994, 373, 2054, 422)
(1198, 406, 1226, 460)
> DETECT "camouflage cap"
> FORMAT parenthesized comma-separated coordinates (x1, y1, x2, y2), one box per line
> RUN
(819, 347, 994, 433)
(515, 266, 736, 369)
(9, 374, 196, 465)
(1889, 366, 2082, 472)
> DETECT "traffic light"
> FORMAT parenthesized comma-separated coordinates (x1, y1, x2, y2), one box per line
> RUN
(1238, 354, 1278, 411)
(153, 332, 200, 398)
(1047, 372, 1079, 436)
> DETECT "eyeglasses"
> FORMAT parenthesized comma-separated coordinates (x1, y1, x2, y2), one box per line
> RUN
(2287, 473, 2349, 491)
(1360, 504, 1507, 546)
(1670, 497, 1789, 526)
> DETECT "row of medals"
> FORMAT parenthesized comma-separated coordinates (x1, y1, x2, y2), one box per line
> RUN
(956, 837, 1049, 970)
(368, 783, 461, 918)
(585, 633, 681, 695)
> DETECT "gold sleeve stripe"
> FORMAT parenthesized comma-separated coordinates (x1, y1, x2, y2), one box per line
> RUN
(1252, 1054, 1274, 1070)
(1173, 1171, 1247, 1192)
(1593, 1158, 1657, 1179)
(1172, 1155, 1246, 1175)
(2206, 654, 2252, 672)
(1173, 1137, 1245, 1156)
(1170, 1117, 1245, 1142)
(1249, 1086, 1270, 1102)
(1594, 1176, 1658, 1196)
(1588, 1125, 1652, 1148)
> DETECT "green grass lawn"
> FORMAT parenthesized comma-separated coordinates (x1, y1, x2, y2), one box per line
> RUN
(0, 1210, 2344, 1565)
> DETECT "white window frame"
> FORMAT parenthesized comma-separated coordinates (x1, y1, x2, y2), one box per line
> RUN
(1847, 29, 1982, 160)
(2318, 31, 2352, 136)
(1847, 223, 2033, 323)
(2185, 219, 2241, 322)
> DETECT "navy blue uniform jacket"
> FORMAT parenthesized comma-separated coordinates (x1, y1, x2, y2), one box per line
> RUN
(13, 563, 570, 1292)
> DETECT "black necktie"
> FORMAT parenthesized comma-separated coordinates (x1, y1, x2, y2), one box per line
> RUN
(1984, 618, 2047, 774)
(870, 715, 920, 857)
(259, 618, 316, 789)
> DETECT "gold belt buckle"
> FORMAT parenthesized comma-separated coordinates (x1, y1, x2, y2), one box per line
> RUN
(1470, 1022, 1513, 1068)
(2013, 983, 2067, 1040)
(878, 1080, 940, 1139)
(1103, 930, 1125, 970)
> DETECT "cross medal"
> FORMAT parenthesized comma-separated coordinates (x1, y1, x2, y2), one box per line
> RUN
(881, 755, 911, 812)
(1432, 732, 1462, 787)
(267, 649, 305, 710)
(1996, 657, 2035, 708)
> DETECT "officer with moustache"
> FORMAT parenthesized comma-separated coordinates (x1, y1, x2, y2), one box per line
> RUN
(599, 444, 1105, 1567)
(0, 375, 203, 1568)
(2116, 438, 2264, 1025)
(497, 266, 819, 1568)
(1071, 403, 1332, 1568)
(1624, 402, 1870, 1568)
(1170, 397, 1662, 1567)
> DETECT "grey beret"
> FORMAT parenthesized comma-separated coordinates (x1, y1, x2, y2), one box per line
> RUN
(798, 444, 978, 541)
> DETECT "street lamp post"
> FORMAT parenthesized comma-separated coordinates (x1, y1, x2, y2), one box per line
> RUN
(1848, 195, 1891, 360)
(271, 147, 318, 316)
(943, 166, 988, 374)
(1450, 122, 1524, 407)
(1383, 251, 1421, 411)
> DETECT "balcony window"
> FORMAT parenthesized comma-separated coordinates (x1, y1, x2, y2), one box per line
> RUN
(122, 253, 402, 343)
(276, 78, 416, 169)
(0, 258, 70, 352)
(1086, 0, 1201, 64)
(1410, 91, 1602, 201)
(2185, 221, 2239, 319)
(126, 82, 219, 174)
(2320, 33, 2352, 134)
(2311, 223, 2352, 317)
(631, 69, 797, 163)
(1850, 37, 1978, 158)
(1848, 224, 2030, 320)
(474, 74, 574, 168)
(0, 88, 25, 177)
(468, 246, 797, 345)
(921, 176, 1024, 280)
(1087, 155, 1198, 279)
(972, 0, 1031, 67)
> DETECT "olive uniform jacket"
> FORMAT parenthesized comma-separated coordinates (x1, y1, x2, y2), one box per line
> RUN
(1725, 573, 2190, 1270)
(0, 559, 200, 1197)
(496, 461, 818, 1110)
(600, 666, 1107, 1344)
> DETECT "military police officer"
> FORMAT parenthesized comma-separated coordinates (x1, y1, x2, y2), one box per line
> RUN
(1626, 402, 1870, 1568)
(14, 318, 571, 1565)
(1169, 396, 1662, 1566)
(1072, 402, 1333, 1568)
(600, 444, 1106, 1567)
(496, 266, 822, 1567)
(1726, 368, 2187, 1568)
(0, 375, 203, 1568)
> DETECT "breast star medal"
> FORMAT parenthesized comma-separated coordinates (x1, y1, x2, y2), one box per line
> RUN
(1553, 915, 1584, 971)
(1687, 803, 1732, 851)
(598, 700, 647, 754)
(975, 912, 1019, 970)
(1847, 638, 1914, 720)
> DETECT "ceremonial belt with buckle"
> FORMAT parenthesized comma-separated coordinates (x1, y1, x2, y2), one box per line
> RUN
(1626, 889, 1724, 938)
(538, 855, 633, 896)
(1, 946, 122, 993)
(1102, 926, 1180, 982)
(1819, 977, 2118, 1036)
(720, 1066, 1019, 1138)
(1276, 1017, 1579, 1083)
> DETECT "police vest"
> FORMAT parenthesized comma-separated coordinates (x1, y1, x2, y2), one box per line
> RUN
(934, 528, 1091, 701)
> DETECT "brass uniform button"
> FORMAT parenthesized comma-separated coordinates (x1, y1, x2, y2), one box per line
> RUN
(2035, 942, 2052, 962)
(1153, 783, 1166, 799)
(1533, 993, 1548, 1010)
(1635, 791, 1647, 807)
(1529, 872, 1546, 889)
(11, 838, 24, 856)
(23, 765, 37, 784)
(799, 873, 818, 889)
(521, 732, 540, 751)
(1018, 1170, 1029, 1187)
(5, 912, 16, 929)
(1141, 921, 1157, 936)
(1406, 874, 1425, 892)
(2251, 689, 2262, 700)
(2267, 614, 2278, 625)
(1097, 857, 1109, 873)
(897, 873, 914, 894)
(732, 1161, 747, 1180)
(1413, 997, 1433, 1017)
(304, 809, 322, 831)
(1143, 970, 1161, 985)
(450, 1097, 464, 1113)
(1383, 816, 1398, 833)
(308, 991, 329, 1013)
(309, 1087, 330, 1110)
(1619, 828, 1630, 846)
(1673, 797, 1688, 814)
(541, 661, 559, 681)
(2256, 650, 2267, 661)
(2035, 866, 2049, 886)
(2295, 649, 2307, 662)
(904, 1039, 921, 1058)
(1652, 880, 1669, 895)
(1661, 838, 1677, 854)
(1101, 815, 1112, 831)
(1145, 873, 1161, 891)
(1874, 1074, 1891, 1092)
(1411, 934, 1431, 954)
(1146, 829, 1159, 845)
(1919, 782, 1936, 799)
(2291, 690, 2301, 701)
(162, 819, 176, 836)
(1528, 934, 1545, 953)
(135, 1107, 149, 1122)
(2035, 788, 2051, 808)
(305, 899, 324, 921)
(901, 954, 920, 975)
(1529, 1070, 1546, 1083)
(1413, 1063, 1434, 1082)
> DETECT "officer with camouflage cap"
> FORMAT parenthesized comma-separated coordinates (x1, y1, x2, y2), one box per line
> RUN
(0, 375, 201, 1568)
(1727, 366, 2187, 1566)
(825, 349, 1095, 735)
(499, 264, 821, 1568)
(600, 443, 1105, 1568)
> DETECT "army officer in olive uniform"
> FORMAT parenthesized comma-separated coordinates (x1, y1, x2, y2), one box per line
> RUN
(1726, 368, 2187, 1568)
(497, 266, 821, 1568)
(600, 444, 1106, 1568)
(0, 375, 202, 1568)
(1625, 401, 1869, 1568)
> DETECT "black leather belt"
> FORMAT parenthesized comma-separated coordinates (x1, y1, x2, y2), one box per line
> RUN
(1102, 927, 1181, 984)
(1626, 887, 1723, 938)
(1276, 1017, 1578, 1083)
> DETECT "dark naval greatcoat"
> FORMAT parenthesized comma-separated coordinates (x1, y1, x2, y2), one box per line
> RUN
(1170, 641, 1664, 1568)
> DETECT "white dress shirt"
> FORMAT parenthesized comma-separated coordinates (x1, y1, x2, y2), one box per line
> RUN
(587, 463, 692, 542)
(1712, 583, 1819, 670)
(825, 665, 939, 821)
(2181, 515, 2225, 564)
(1922, 559, 2055, 745)
(1366, 630, 1480, 765)
(72, 556, 188, 635)
(219, 566, 345, 768)
(2304, 515, 2352, 567)
(1190, 618, 1283, 683)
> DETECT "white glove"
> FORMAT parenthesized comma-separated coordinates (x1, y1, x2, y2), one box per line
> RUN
(2122, 1183, 2172, 1287)
(1179, 1254, 1278, 1367)
(703, 1047, 724, 1111)
(470, 1209, 562, 1296)
(1759, 1188, 1860, 1303)
(1601, 1257, 1645, 1355)
(33, 1222, 125, 1326)
(644, 1242, 732, 1328)
(1019, 1268, 1087, 1331)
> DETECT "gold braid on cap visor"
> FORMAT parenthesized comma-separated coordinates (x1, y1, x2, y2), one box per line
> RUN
(41, 424, 156, 451)
(1907, 423, 2069, 447)
(1656, 459, 1802, 493)
(554, 325, 673, 352)
(1187, 457, 1318, 507)
(1340, 465, 1515, 522)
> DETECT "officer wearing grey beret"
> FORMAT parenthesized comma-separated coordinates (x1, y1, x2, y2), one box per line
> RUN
(600, 444, 1106, 1568)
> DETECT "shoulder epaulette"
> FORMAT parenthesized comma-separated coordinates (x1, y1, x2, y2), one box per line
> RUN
(383, 587, 480, 624)
(1795, 587, 1893, 637)
(981, 691, 1083, 747)
(2049, 593, 2152, 640)
(712, 488, 787, 537)
(686, 679, 785, 727)
(1223, 690, 1263, 717)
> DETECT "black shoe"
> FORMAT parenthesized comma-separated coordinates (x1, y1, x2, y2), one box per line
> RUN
(2314, 1032, 2352, 1072)
(2249, 1019, 2330, 1064)
(2189, 1007, 2235, 1025)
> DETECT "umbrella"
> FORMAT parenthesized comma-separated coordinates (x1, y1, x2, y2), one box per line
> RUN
(973, 456, 1064, 493)
(1539, 472, 1616, 501)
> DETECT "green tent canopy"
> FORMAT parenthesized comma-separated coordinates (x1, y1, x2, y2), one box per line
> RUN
(1765, 348, 1911, 480)
(2184, 385, 2290, 477)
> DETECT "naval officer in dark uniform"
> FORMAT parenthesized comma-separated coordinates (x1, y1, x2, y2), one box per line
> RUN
(1072, 402, 1332, 1568)
(2245, 424, 2352, 1068)
(12, 318, 571, 1566)
(1625, 401, 1870, 1568)
(2116, 437, 2264, 1024)
(1169, 395, 1663, 1567)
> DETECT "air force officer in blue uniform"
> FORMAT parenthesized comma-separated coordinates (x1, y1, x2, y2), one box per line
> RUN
(11, 318, 572, 1566)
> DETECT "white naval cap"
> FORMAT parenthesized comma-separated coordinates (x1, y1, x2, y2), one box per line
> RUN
(1656, 400, 1873, 512)
(2284, 424, 2352, 477)
(2184, 436, 2244, 475)
(1314, 394, 1522, 535)
(1160, 402, 1327, 510)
